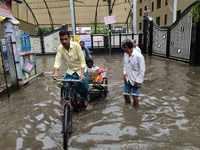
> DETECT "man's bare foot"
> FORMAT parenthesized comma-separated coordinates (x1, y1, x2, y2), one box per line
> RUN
(84, 101, 90, 110)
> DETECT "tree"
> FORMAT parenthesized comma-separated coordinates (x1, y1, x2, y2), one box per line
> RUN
(90, 27, 108, 34)
(190, 0, 200, 27)
(37, 28, 54, 36)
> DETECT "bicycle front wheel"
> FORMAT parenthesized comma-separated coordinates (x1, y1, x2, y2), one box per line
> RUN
(63, 105, 70, 150)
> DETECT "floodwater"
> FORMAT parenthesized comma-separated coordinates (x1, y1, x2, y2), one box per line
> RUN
(1, 53, 200, 150)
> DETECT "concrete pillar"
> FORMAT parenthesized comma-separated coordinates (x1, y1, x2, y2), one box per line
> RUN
(133, 0, 137, 33)
(70, 0, 76, 35)
(173, 0, 177, 23)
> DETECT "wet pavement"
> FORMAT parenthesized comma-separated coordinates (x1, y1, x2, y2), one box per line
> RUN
(0, 54, 200, 150)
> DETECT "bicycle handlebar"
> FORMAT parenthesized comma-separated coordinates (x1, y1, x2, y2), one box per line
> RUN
(54, 77, 84, 83)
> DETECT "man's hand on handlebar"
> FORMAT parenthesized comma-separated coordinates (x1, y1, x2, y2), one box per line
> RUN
(80, 75, 85, 81)
(52, 73, 58, 80)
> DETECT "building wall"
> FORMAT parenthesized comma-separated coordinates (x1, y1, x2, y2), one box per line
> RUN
(135, 0, 196, 33)
(18, 19, 37, 35)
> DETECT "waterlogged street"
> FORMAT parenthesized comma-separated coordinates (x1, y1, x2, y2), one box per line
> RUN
(0, 54, 200, 150)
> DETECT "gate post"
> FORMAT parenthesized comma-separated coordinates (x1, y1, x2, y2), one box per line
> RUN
(166, 28, 170, 58)
(91, 34, 94, 49)
(142, 18, 148, 54)
(139, 33, 143, 53)
(148, 21, 153, 56)
(132, 32, 134, 39)
(119, 32, 121, 47)
(104, 35, 109, 53)
(189, 21, 200, 66)
(40, 35, 45, 54)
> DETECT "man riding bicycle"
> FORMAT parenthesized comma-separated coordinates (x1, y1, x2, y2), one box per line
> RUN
(52, 30, 90, 109)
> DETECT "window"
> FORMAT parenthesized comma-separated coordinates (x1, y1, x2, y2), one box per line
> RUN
(144, 5, 147, 11)
(140, 0, 142, 3)
(164, 14, 167, 25)
(156, 17, 160, 25)
(165, 0, 168, 5)
(177, 10, 181, 19)
(139, 8, 142, 16)
(144, 5, 150, 15)
(152, 2, 154, 12)
(157, 0, 161, 9)
(139, 22, 142, 30)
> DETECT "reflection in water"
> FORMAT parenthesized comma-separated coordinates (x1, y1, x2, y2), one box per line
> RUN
(0, 54, 200, 150)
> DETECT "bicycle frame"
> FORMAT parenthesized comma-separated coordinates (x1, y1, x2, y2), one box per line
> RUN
(55, 78, 83, 150)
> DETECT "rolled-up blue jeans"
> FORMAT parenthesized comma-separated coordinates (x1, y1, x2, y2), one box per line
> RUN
(62, 71, 89, 102)
(123, 81, 143, 96)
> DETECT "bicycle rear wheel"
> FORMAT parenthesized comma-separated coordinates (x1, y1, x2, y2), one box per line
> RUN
(63, 105, 71, 150)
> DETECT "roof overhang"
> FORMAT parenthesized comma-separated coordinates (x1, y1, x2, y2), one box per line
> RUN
(13, 0, 23, 3)
(11, 0, 133, 28)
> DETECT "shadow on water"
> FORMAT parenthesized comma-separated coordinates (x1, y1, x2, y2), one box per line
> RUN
(0, 54, 200, 150)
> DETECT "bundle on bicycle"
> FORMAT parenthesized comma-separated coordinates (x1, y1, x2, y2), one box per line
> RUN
(88, 66, 108, 97)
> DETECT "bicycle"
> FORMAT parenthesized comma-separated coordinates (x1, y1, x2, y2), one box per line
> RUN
(55, 78, 83, 150)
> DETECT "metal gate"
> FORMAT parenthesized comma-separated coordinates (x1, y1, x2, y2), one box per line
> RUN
(0, 37, 20, 98)
(142, 1, 198, 62)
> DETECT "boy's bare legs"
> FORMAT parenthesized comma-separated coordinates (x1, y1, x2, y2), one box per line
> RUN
(133, 96, 139, 106)
(124, 95, 131, 104)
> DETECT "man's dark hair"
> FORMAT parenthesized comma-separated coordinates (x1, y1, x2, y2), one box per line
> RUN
(59, 30, 70, 37)
(80, 41, 85, 44)
(122, 39, 133, 48)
